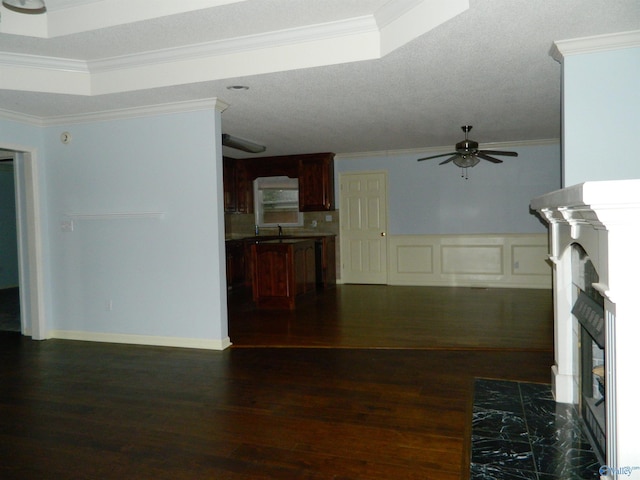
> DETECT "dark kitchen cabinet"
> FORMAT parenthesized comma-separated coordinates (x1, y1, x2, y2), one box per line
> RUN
(223, 153, 335, 214)
(223, 157, 252, 214)
(319, 235, 336, 288)
(223, 157, 237, 213)
(225, 239, 246, 288)
(251, 239, 316, 309)
(298, 153, 335, 211)
(235, 159, 252, 213)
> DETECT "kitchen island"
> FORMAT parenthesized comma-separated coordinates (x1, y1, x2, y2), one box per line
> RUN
(251, 238, 316, 310)
(225, 234, 336, 295)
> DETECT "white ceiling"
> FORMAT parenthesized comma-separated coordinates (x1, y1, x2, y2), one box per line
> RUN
(0, 0, 638, 158)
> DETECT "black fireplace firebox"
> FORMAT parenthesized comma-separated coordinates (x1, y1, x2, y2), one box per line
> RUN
(571, 248, 606, 463)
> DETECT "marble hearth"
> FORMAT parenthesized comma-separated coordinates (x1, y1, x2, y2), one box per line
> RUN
(531, 180, 640, 479)
(471, 378, 599, 479)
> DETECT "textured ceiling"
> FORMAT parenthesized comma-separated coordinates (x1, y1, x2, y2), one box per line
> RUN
(0, 0, 638, 158)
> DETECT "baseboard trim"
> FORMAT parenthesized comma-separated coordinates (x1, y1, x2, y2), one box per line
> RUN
(48, 330, 233, 351)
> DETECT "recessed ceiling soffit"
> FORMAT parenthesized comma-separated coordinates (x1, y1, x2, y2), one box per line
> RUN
(0, 0, 469, 97)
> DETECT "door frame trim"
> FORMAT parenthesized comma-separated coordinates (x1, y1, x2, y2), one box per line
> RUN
(5, 145, 47, 339)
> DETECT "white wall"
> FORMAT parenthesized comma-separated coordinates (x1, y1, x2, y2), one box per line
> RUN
(335, 142, 561, 235)
(0, 104, 230, 349)
(562, 44, 640, 186)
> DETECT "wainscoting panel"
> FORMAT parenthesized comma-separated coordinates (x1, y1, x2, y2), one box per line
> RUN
(397, 245, 433, 273)
(441, 245, 504, 275)
(388, 234, 550, 289)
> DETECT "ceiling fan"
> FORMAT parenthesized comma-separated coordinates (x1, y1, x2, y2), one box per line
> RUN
(2, 0, 46, 14)
(417, 126, 518, 179)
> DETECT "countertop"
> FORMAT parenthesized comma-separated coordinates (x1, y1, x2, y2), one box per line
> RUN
(226, 233, 335, 242)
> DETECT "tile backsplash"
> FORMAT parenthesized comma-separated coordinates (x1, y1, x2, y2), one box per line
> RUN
(225, 211, 339, 240)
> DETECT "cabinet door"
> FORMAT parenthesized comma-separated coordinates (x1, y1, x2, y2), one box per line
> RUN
(225, 241, 245, 287)
(235, 159, 253, 214)
(252, 246, 291, 300)
(321, 236, 336, 287)
(293, 242, 316, 294)
(298, 154, 335, 211)
(223, 157, 237, 213)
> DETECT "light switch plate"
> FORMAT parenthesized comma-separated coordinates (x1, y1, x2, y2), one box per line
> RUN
(61, 220, 74, 232)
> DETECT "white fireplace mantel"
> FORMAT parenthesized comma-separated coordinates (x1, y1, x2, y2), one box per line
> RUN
(531, 179, 640, 479)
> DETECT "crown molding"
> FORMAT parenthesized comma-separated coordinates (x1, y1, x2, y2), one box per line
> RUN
(0, 0, 247, 38)
(0, 16, 378, 77)
(335, 138, 560, 160)
(0, 108, 44, 127)
(0, 52, 88, 73)
(89, 15, 379, 74)
(0, 98, 229, 127)
(550, 29, 640, 62)
(42, 98, 229, 126)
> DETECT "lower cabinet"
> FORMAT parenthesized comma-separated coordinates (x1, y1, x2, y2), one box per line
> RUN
(319, 236, 336, 288)
(225, 240, 246, 289)
(251, 239, 316, 309)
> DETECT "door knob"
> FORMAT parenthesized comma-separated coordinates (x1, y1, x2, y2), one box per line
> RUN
(381, 232, 386, 237)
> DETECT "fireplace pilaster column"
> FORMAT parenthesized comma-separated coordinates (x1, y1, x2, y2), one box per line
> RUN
(553, 232, 578, 404)
(541, 210, 579, 404)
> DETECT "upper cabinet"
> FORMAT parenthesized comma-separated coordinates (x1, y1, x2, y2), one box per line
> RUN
(223, 157, 238, 213)
(223, 152, 335, 213)
(298, 153, 335, 211)
(223, 156, 253, 214)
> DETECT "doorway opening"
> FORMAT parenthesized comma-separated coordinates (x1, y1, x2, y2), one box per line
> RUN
(0, 154, 20, 331)
(0, 146, 46, 339)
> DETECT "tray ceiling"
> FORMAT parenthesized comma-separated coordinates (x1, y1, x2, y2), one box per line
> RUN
(0, 0, 638, 157)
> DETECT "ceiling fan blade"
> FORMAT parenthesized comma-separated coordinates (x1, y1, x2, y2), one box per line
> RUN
(439, 155, 458, 165)
(477, 152, 503, 164)
(480, 149, 518, 157)
(417, 152, 457, 162)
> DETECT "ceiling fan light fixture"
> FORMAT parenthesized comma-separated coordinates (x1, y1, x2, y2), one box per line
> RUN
(453, 155, 480, 169)
(222, 134, 266, 154)
(2, 0, 46, 14)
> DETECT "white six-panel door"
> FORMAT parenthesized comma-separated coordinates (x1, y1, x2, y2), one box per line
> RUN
(339, 171, 388, 284)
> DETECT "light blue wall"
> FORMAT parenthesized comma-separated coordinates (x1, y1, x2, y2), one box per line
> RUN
(0, 163, 19, 288)
(563, 46, 640, 186)
(0, 108, 228, 344)
(335, 143, 561, 235)
(44, 110, 227, 340)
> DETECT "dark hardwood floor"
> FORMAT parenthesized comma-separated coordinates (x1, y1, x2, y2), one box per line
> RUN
(229, 285, 553, 350)
(0, 285, 553, 479)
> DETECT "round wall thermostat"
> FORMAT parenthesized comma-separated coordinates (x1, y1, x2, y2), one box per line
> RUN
(60, 132, 72, 144)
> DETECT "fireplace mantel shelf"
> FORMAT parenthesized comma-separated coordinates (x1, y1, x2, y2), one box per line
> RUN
(531, 179, 640, 211)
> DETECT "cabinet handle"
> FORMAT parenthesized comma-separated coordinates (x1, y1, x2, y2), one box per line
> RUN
(381, 232, 386, 237)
